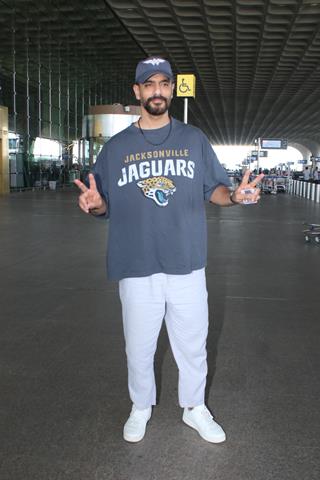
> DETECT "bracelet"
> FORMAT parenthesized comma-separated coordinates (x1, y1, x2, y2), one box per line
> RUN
(89, 208, 99, 215)
(229, 191, 240, 205)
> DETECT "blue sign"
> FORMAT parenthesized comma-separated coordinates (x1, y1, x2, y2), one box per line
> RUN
(298, 160, 308, 164)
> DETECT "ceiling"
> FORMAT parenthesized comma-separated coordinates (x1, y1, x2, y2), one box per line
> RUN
(1, 0, 320, 151)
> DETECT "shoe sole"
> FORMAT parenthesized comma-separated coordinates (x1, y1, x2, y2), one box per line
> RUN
(182, 416, 226, 444)
(123, 433, 145, 443)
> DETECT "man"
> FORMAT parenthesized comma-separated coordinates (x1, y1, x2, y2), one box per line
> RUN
(313, 166, 319, 183)
(304, 166, 310, 181)
(75, 57, 263, 444)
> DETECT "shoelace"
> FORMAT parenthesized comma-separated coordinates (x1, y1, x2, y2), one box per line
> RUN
(130, 409, 148, 422)
(201, 407, 213, 421)
(128, 417, 141, 427)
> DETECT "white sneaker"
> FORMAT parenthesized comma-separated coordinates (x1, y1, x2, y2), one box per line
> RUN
(182, 405, 226, 443)
(123, 405, 152, 443)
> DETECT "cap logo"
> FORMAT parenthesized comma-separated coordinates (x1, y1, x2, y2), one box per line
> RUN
(143, 58, 166, 66)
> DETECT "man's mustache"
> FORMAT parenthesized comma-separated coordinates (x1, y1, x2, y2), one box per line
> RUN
(146, 95, 168, 103)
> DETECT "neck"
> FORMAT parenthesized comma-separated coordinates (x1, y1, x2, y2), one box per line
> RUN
(137, 111, 170, 130)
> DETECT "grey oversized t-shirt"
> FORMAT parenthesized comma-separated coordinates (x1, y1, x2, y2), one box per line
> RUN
(93, 117, 230, 281)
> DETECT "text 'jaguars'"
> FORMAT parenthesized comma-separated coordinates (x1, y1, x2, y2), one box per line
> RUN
(118, 159, 195, 187)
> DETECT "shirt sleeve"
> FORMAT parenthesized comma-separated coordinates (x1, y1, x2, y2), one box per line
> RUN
(202, 135, 231, 201)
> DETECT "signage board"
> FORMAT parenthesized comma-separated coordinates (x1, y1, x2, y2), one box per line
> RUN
(251, 150, 268, 158)
(176, 74, 196, 98)
(260, 138, 288, 149)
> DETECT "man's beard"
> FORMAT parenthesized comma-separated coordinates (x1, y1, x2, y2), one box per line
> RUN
(142, 95, 171, 116)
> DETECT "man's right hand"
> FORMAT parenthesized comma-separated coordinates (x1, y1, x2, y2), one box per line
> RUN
(74, 173, 107, 215)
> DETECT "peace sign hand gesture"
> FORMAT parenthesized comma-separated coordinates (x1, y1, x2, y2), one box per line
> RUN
(232, 170, 264, 205)
(74, 173, 107, 215)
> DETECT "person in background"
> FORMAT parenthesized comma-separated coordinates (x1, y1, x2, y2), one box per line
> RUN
(304, 166, 310, 181)
(313, 166, 319, 183)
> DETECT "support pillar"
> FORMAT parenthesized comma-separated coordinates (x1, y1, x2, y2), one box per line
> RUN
(0, 106, 9, 194)
(89, 137, 94, 167)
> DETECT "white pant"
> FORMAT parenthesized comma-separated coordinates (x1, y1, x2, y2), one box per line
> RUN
(119, 268, 209, 409)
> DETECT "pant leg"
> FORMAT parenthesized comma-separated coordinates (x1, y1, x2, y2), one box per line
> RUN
(119, 274, 166, 409)
(164, 268, 209, 408)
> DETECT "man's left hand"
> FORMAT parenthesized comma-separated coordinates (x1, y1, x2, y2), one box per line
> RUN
(232, 170, 264, 204)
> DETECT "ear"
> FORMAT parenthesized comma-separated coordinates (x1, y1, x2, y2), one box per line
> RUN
(171, 83, 175, 98)
(133, 83, 141, 101)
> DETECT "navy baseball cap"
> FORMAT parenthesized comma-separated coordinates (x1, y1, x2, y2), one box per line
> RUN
(135, 57, 173, 84)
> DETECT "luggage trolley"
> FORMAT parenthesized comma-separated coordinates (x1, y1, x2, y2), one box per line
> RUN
(262, 175, 288, 194)
(261, 175, 275, 194)
(303, 223, 320, 244)
(275, 176, 287, 193)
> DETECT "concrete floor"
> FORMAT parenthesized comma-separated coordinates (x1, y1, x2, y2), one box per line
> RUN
(0, 187, 319, 480)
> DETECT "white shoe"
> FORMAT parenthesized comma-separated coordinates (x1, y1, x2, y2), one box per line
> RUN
(123, 405, 152, 443)
(182, 405, 226, 443)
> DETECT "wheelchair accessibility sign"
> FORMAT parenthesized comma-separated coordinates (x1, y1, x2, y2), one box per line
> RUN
(176, 74, 196, 98)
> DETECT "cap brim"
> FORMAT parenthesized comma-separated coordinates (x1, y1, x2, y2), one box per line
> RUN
(136, 70, 174, 84)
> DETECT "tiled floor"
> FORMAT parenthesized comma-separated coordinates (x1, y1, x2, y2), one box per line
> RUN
(0, 188, 319, 480)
